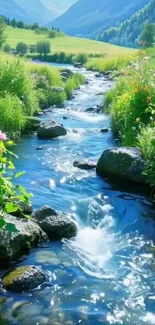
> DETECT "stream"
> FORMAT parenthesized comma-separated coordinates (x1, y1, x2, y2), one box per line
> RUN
(0, 64, 155, 325)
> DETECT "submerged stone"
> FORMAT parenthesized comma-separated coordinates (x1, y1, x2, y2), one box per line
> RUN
(2, 266, 46, 292)
(73, 160, 96, 170)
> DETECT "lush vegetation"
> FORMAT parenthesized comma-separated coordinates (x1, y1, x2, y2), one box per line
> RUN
(6, 25, 136, 56)
(0, 53, 85, 137)
(0, 132, 32, 228)
(99, 0, 155, 48)
(86, 54, 137, 73)
(104, 49, 155, 186)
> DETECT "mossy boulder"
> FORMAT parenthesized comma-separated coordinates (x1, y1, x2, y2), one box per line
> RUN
(37, 120, 67, 139)
(33, 206, 77, 240)
(96, 147, 147, 184)
(2, 266, 46, 292)
(0, 214, 48, 266)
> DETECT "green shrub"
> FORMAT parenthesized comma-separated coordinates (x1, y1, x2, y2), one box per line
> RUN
(3, 43, 11, 53)
(65, 73, 85, 99)
(16, 42, 28, 55)
(0, 94, 25, 135)
(138, 126, 155, 186)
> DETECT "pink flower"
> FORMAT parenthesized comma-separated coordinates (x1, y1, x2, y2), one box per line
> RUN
(0, 131, 7, 141)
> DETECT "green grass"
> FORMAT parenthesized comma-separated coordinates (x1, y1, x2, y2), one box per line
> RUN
(6, 26, 136, 56)
(104, 48, 155, 186)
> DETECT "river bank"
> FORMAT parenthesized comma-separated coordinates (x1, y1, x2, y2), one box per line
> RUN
(0, 63, 155, 325)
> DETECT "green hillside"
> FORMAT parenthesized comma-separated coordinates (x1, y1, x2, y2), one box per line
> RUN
(99, 0, 155, 47)
(6, 26, 136, 56)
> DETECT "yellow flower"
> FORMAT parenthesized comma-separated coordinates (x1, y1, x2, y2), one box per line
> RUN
(136, 118, 141, 123)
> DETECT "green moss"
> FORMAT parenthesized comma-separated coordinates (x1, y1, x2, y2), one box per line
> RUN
(2, 266, 29, 287)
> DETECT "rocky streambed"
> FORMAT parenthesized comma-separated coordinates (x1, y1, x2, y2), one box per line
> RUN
(0, 65, 155, 325)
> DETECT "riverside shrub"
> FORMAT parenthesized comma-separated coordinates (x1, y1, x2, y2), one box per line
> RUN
(105, 51, 155, 186)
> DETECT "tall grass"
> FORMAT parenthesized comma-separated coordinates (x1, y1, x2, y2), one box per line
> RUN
(86, 54, 137, 73)
(65, 73, 85, 99)
(105, 49, 155, 186)
(0, 53, 85, 136)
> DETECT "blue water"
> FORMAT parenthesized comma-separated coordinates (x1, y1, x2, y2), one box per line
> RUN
(0, 66, 155, 325)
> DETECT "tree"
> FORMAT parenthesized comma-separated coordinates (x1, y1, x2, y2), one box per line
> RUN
(11, 19, 16, 28)
(29, 44, 37, 53)
(16, 42, 28, 55)
(3, 43, 11, 53)
(0, 17, 6, 48)
(37, 41, 51, 55)
(31, 23, 39, 30)
(16, 20, 25, 29)
(140, 23, 155, 47)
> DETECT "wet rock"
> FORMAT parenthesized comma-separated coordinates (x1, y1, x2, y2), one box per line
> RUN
(36, 111, 44, 116)
(37, 120, 67, 139)
(63, 116, 69, 120)
(73, 160, 96, 170)
(2, 266, 46, 292)
(36, 146, 43, 151)
(95, 73, 102, 78)
(85, 107, 96, 113)
(100, 128, 109, 133)
(85, 79, 89, 85)
(60, 69, 73, 79)
(51, 86, 64, 93)
(33, 206, 77, 240)
(74, 63, 82, 68)
(104, 71, 112, 76)
(96, 147, 147, 184)
(0, 214, 47, 265)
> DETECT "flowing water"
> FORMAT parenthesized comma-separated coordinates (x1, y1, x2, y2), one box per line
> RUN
(0, 65, 155, 325)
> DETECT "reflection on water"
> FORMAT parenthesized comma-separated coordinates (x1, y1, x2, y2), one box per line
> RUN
(0, 65, 155, 325)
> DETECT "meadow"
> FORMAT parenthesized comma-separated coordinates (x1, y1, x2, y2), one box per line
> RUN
(6, 26, 136, 56)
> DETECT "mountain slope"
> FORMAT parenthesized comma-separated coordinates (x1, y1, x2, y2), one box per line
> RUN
(42, 0, 77, 17)
(15, 0, 55, 24)
(49, 0, 150, 37)
(0, 0, 32, 23)
(99, 0, 155, 47)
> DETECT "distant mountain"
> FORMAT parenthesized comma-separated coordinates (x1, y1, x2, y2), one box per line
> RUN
(0, 0, 32, 23)
(99, 0, 155, 48)
(15, 0, 55, 24)
(50, 0, 150, 37)
(42, 0, 77, 17)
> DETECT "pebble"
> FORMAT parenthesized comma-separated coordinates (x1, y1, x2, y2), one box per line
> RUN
(36, 251, 58, 264)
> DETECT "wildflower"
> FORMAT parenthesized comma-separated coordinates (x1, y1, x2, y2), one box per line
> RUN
(136, 118, 141, 123)
(147, 96, 152, 102)
(0, 131, 7, 141)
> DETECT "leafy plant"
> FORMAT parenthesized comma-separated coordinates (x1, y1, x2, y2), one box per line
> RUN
(0, 131, 32, 230)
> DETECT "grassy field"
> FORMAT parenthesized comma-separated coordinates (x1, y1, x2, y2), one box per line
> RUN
(6, 26, 137, 56)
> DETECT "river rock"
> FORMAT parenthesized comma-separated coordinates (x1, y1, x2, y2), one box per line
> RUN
(37, 120, 67, 139)
(2, 266, 46, 292)
(100, 128, 109, 133)
(96, 147, 147, 184)
(33, 206, 77, 240)
(51, 87, 64, 93)
(74, 63, 82, 68)
(95, 73, 102, 78)
(60, 69, 73, 79)
(0, 214, 47, 265)
(73, 160, 96, 170)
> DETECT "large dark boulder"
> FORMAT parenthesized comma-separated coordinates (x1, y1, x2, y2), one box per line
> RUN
(96, 147, 147, 184)
(37, 120, 67, 139)
(2, 266, 46, 292)
(33, 206, 77, 240)
(0, 214, 47, 265)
